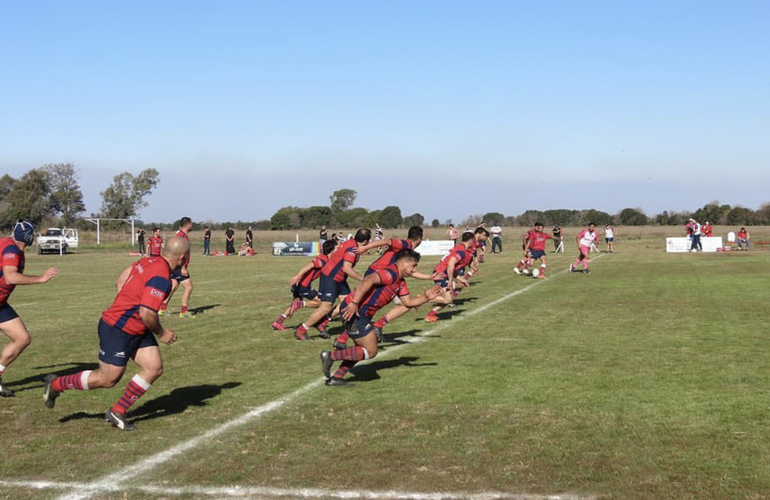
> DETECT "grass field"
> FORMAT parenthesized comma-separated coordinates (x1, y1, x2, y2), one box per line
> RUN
(1, 232, 769, 500)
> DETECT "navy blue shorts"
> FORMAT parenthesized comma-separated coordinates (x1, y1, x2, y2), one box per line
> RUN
(318, 275, 350, 303)
(605, 237, 614, 243)
(0, 303, 19, 323)
(339, 302, 375, 340)
(291, 284, 318, 300)
(97, 318, 158, 367)
(530, 249, 546, 260)
(170, 268, 190, 283)
(434, 278, 449, 288)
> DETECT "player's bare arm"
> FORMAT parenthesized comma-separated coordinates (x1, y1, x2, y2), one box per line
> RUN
(139, 306, 176, 344)
(341, 274, 381, 321)
(2, 265, 58, 285)
(342, 261, 364, 282)
(289, 262, 315, 285)
(353, 239, 390, 254)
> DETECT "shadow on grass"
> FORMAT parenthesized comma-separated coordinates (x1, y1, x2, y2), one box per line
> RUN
(188, 303, 221, 315)
(7, 362, 100, 392)
(59, 382, 242, 424)
(350, 356, 437, 382)
(381, 328, 422, 346)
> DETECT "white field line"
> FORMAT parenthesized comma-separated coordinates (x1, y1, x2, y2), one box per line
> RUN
(29, 259, 597, 500)
(0, 480, 594, 500)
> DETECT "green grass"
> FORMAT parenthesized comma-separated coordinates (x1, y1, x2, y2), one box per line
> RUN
(1, 239, 770, 500)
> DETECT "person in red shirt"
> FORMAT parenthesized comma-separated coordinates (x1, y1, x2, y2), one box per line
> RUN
(514, 223, 552, 279)
(424, 232, 475, 323)
(42, 237, 189, 431)
(702, 221, 713, 238)
(514, 227, 537, 275)
(320, 249, 443, 386)
(737, 227, 750, 250)
(272, 239, 337, 331)
(147, 227, 163, 257)
(0, 221, 58, 397)
(159, 217, 195, 318)
(294, 228, 371, 341)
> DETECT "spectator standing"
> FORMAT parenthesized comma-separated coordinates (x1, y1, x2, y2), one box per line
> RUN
(490, 224, 503, 253)
(246, 226, 254, 249)
(603, 224, 615, 253)
(737, 227, 750, 250)
(443, 224, 459, 245)
(319, 225, 328, 243)
(225, 227, 235, 255)
(136, 228, 146, 256)
(552, 225, 563, 252)
(689, 218, 702, 252)
(702, 221, 713, 237)
(203, 226, 211, 256)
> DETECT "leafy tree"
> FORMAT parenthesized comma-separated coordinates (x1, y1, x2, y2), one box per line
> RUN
(270, 206, 302, 230)
(0, 168, 52, 226)
(0, 174, 14, 202)
(580, 209, 614, 226)
(618, 208, 649, 226)
(329, 188, 357, 213)
(366, 209, 382, 227)
(482, 212, 505, 225)
(402, 213, 425, 227)
(100, 169, 160, 218)
(44, 163, 85, 226)
(379, 206, 402, 228)
(302, 206, 333, 228)
(693, 202, 731, 225)
(517, 210, 544, 227)
(336, 207, 370, 228)
(431, 218, 441, 228)
(726, 206, 756, 225)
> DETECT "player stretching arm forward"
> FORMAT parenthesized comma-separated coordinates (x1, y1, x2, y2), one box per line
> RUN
(320, 249, 443, 386)
(0, 221, 58, 397)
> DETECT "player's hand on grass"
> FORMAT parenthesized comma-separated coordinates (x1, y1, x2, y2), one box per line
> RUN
(40, 267, 59, 283)
(424, 284, 443, 301)
(158, 328, 177, 345)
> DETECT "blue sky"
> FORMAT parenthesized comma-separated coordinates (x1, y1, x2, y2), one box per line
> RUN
(2, 1, 768, 224)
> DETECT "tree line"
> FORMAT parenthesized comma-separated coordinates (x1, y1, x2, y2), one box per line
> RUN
(0, 165, 159, 229)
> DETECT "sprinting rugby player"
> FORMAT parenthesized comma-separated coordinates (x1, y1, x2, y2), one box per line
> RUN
(424, 232, 474, 323)
(0, 221, 58, 397)
(160, 217, 195, 318)
(294, 228, 371, 341)
(320, 249, 443, 386)
(42, 237, 189, 431)
(272, 239, 337, 331)
(513, 226, 538, 275)
(333, 226, 442, 347)
(571, 222, 598, 274)
(515, 223, 551, 279)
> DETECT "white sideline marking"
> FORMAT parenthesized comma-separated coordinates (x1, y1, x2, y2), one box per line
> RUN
(40, 262, 596, 500)
(0, 479, 594, 500)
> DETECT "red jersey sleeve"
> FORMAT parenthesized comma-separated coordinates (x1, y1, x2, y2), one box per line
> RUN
(140, 276, 172, 312)
(1, 245, 22, 268)
(398, 281, 410, 297)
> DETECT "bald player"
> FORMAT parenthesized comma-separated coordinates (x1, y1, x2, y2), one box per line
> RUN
(42, 237, 189, 431)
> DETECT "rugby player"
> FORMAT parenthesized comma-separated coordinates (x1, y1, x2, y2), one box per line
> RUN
(272, 239, 337, 331)
(42, 237, 189, 431)
(424, 232, 474, 323)
(0, 221, 58, 397)
(571, 222, 598, 273)
(513, 226, 537, 275)
(159, 217, 195, 318)
(147, 227, 163, 257)
(519, 223, 551, 279)
(320, 249, 443, 386)
(294, 228, 371, 341)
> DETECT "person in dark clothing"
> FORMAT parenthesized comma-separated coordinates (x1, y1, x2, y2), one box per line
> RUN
(203, 226, 211, 256)
(225, 227, 235, 255)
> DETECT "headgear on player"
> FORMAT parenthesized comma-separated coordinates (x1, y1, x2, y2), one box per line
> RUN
(12, 220, 35, 246)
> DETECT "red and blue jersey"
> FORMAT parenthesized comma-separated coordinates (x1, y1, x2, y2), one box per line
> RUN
(0, 238, 24, 306)
(102, 257, 172, 336)
(368, 238, 414, 273)
(343, 264, 409, 318)
(321, 239, 360, 283)
(298, 254, 329, 288)
(176, 229, 190, 267)
(148, 236, 163, 256)
(527, 231, 552, 251)
(434, 244, 467, 277)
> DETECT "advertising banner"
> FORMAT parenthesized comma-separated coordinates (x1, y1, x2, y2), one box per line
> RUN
(272, 241, 320, 257)
(416, 240, 456, 256)
(665, 237, 723, 253)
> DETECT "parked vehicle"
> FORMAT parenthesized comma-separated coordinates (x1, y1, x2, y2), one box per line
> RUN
(36, 228, 79, 254)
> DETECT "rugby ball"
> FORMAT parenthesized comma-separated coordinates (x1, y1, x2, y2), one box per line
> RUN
(531, 268, 540, 278)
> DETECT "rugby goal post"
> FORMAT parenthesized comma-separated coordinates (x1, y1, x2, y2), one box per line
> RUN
(84, 218, 136, 246)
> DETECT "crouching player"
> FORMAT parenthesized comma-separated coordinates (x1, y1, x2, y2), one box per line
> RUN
(272, 239, 337, 331)
(42, 237, 189, 431)
(320, 249, 444, 386)
(424, 232, 474, 322)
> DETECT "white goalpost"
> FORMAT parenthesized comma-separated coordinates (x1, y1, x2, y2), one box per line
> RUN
(84, 218, 136, 246)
